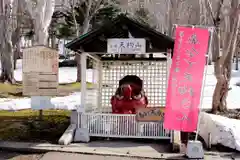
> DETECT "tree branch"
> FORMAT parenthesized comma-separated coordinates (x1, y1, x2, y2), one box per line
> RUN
(43, 0, 55, 27)
(85, 0, 92, 19)
(23, 0, 35, 18)
(89, 0, 118, 21)
(68, 0, 79, 36)
(205, 0, 216, 25)
(90, 0, 104, 17)
(221, 5, 240, 65)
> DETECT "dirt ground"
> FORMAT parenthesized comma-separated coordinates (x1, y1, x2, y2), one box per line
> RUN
(0, 110, 70, 143)
(0, 151, 43, 160)
(214, 109, 240, 119)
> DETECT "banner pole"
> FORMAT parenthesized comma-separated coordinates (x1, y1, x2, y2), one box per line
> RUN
(195, 27, 214, 141)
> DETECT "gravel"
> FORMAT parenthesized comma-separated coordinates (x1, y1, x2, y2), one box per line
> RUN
(215, 109, 240, 119)
(0, 151, 43, 160)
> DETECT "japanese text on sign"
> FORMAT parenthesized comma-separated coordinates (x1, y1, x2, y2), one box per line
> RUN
(22, 46, 58, 96)
(107, 38, 146, 54)
(136, 107, 165, 122)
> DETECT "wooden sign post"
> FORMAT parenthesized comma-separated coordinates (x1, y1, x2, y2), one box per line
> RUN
(22, 46, 58, 119)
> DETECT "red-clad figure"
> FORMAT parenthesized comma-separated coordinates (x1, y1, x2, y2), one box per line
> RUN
(111, 75, 148, 114)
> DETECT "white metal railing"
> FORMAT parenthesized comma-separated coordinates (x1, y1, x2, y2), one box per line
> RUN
(80, 113, 171, 139)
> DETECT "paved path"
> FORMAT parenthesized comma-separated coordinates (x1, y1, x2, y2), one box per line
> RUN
(40, 152, 157, 160)
(0, 151, 162, 160)
(1, 151, 239, 160)
(1, 141, 240, 160)
(0, 140, 173, 159)
(41, 152, 240, 160)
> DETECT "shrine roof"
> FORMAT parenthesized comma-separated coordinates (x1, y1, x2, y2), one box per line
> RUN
(65, 14, 174, 55)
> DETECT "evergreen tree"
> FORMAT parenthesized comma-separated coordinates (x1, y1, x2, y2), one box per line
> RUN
(55, 0, 120, 39)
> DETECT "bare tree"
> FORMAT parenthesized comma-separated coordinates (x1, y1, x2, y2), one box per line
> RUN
(142, 0, 200, 35)
(0, 0, 15, 83)
(12, 0, 29, 69)
(0, 0, 33, 83)
(66, 0, 120, 82)
(235, 38, 240, 70)
(204, 0, 240, 113)
(68, 0, 79, 36)
(24, 0, 55, 45)
(66, 0, 81, 82)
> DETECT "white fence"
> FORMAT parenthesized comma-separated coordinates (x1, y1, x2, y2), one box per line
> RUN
(78, 53, 173, 140)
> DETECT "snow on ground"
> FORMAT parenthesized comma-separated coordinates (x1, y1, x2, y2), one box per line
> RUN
(199, 112, 240, 151)
(198, 64, 240, 151)
(8, 60, 94, 84)
(0, 92, 81, 111)
(202, 64, 240, 110)
(0, 60, 240, 111)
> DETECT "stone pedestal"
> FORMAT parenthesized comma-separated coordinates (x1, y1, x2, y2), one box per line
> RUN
(186, 140, 204, 159)
(74, 128, 90, 143)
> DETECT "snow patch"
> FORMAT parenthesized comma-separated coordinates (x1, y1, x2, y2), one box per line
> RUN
(199, 112, 240, 151)
(0, 60, 94, 84)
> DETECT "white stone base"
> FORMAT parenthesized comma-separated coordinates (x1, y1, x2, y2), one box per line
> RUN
(74, 128, 90, 143)
(186, 140, 204, 159)
(58, 124, 76, 145)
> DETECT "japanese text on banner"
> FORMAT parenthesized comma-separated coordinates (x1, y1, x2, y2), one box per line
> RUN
(164, 27, 209, 132)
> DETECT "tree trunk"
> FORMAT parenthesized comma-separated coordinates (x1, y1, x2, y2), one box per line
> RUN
(212, 71, 228, 113)
(12, 0, 23, 70)
(82, 19, 90, 35)
(24, 0, 55, 46)
(212, 53, 234, 113)
(13, 51, 17, 69)
(0, 41, 15, 83)
(199, 0, 205, 25)
(211, 0, 223, 113)
(0, 0, 15, 83)
(12, 37, 21, 70)
(33, 23, 49, 46)
(13, 42, 21, 70)
(12, 31, 21, 70)
(212, 4, 240, 113)
(166, 0, 172, 36)
(76, 54, 81, 82)
(236, 52, 239, 70)
(51, 36, 56, 49)
(76, 19, 90, 82)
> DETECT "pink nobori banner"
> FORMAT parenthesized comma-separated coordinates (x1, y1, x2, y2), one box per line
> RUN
(164, 26, 210, 132)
